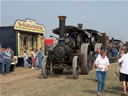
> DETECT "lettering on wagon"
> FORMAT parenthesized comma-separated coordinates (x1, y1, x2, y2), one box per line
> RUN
(14, 19, 45, 33)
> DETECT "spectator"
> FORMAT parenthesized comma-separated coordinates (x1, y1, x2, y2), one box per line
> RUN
(0, 48, 5, 75)
(112, 47, 118, 62)
(94, 51, 110, 96)
(94, 48, 101, 81)
(94, 48, 101, 60)
(23, 51, 28, 68)
(38, 48, 43, 70)
(35, 49, 39, 69)
(5, 48, 11, 73)
(115, 47, 125, 76)
(106, 48, 110, 58)
(31, 49, 36, 69)
(118, 48, 128, 95)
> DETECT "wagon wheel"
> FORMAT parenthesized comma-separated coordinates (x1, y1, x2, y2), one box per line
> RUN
(72, 56, 80, 79)
(80, 43, 92, 74)
(42, 56, 49, 78)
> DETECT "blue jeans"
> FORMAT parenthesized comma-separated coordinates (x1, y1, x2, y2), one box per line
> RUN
(96, 71, 98, 80)
(24, 58, 28, 68)
(5, 59, 11, 73)
(36, 57, 39, 68)
(96, 71, 107, 93)
(0, 62, 5, 74)
(38, 57, 43, 69)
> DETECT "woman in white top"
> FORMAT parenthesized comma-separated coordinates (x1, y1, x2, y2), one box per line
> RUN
(94, 50, 110, 96)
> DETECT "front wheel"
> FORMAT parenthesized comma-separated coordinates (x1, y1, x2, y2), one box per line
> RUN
(42, 56, 49, 78)
(72, 56, 79, 79)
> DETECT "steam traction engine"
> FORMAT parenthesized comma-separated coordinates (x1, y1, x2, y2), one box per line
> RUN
(42, 16, 103, 79)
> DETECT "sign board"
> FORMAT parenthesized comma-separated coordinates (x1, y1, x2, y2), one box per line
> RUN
(45, 38, 55, 46)
(14, 19, 45, 34)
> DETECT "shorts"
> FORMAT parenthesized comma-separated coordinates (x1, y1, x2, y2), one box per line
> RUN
(120, 73, 128, 82)
(32, 58, 35, 63)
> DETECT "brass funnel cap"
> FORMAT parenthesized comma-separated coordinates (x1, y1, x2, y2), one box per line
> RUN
(78, 24, 83, 28)
(58, 16, 67, 20)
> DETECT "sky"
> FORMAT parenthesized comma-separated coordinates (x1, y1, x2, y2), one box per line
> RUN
(0, 0, 128, 42)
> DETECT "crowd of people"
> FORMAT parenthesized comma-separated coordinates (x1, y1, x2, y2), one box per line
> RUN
(23, 48, 43, 70)
(0, 48, 12, 75)
(0, 44, 128, 96)
(94, 45, 128, 96)
(0, 47, 44, 75)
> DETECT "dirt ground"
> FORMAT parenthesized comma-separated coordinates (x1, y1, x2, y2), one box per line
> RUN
(0, 63, 126, 96)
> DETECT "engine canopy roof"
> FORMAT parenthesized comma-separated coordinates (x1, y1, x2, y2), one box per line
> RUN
(53, 25, 91, 38)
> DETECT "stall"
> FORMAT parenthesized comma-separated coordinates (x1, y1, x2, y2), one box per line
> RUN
(14, 19, 45, 58)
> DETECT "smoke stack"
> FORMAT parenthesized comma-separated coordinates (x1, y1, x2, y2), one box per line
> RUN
(78, 24, 83, 29)
(58, 16, 67, 38)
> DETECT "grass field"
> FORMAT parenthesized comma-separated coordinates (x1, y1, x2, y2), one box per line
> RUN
(0, 63, 126, 96)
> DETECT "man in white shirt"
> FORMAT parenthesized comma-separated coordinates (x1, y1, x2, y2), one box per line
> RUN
(118, 48, 128, 95)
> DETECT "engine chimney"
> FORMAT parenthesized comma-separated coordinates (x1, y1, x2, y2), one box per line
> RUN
(58, 16, 66, 38)
(78, 24, 83, 29)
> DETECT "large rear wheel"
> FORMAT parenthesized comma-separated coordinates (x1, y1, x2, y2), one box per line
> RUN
(94, 43, 103, 52)
(80, 43, 92, 74)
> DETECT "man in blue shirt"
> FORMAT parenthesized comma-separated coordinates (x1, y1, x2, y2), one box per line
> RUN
(38, 48, 43, 69)
(5, 48, 11, 73)
(112, 47, 118, 62)
(0, 48, 5, 75)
